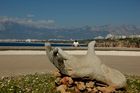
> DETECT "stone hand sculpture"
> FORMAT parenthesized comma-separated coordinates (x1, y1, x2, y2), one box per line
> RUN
(46, 41, 126, 90)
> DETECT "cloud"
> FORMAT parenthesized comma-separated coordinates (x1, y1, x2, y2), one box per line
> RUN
(0, 16, 56, 28)
(26, 14, 35, 18)
(47, 20, 55, 24)
(36, 20, 56, 28)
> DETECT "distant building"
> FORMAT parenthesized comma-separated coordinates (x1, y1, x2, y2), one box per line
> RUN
(121, 35, 127, 39)
(105, 34, 114, 39)
(25, 39, 31, 42)
(128, 35, 140, 38)
(94, 36, 104, 39)
(114, 35, 127, 39)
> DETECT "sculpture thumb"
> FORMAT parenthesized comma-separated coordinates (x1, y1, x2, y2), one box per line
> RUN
(87, 41, 96, 56)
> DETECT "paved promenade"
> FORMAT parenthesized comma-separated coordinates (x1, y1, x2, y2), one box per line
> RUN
(0, 50, 140, 77)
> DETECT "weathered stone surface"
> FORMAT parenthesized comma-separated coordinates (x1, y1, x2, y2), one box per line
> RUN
(97, 86, 115, 93)
(55, 77, 61, 85)
(67, 77, 73, 85)
(55, 73, 125, 93)
(60, 76, 74, 85)
(60, 77, 69, 85)
(56, 84, 67, 93)
(75, 81, 86, 91)
(53, 71, 61, 77)
(87, 87, 92, 92)
(85, 81, 94, 88)
(92, 88, 98, 93)
(74, 86, 80, 93)
(46, 41, 126, 89)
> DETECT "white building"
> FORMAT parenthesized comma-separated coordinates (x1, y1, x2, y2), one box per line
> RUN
(94, 36, 104, 39)
(105, 34, 114, 39)
(25, 39, 31, 42)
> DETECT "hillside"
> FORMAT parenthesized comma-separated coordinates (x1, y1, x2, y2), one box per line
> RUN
(0, 17, 140, 40)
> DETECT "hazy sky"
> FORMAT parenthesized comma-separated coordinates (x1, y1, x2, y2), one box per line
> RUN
(0, 0, 140, 27)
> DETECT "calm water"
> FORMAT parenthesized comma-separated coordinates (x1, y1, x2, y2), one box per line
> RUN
(0, 42, 87, 47)
(0, 42, 44, 47)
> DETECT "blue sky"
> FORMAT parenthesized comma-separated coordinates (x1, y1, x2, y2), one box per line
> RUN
(0, 0, 140, 27)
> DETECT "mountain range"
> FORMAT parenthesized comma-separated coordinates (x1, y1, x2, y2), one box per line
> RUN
(0, 17, 140, 40)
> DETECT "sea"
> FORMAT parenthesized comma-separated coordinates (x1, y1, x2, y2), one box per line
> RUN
(0, 42, 87, 47)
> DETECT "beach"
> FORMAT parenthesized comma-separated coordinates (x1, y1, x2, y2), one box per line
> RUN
(0, 50, 140, 77)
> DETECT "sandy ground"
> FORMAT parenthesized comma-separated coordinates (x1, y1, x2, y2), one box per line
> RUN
(0, 50, 140, 77)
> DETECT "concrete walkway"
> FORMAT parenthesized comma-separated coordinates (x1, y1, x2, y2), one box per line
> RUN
(0, 53, 140, 77)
